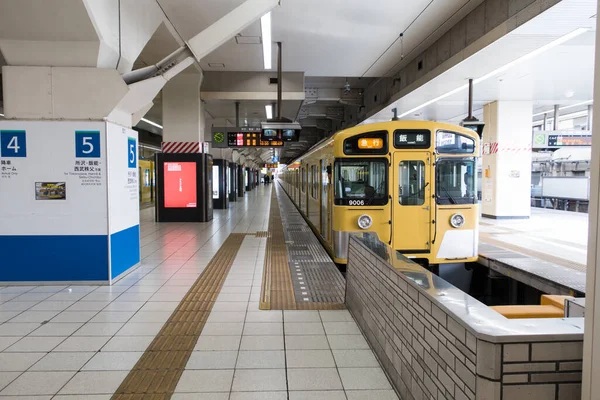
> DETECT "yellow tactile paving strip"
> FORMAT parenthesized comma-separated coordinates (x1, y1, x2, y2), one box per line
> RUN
(111, 233, 246, 400)
(480, 233, 587, 273)
(260, 190, 345, 311)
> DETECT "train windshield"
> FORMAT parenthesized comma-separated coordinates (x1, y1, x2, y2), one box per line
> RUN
(436, 158, 477, 205)
(334, 159, 387, 205)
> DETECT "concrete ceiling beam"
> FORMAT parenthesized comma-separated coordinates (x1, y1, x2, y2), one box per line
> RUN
(187, 0, 278, 61)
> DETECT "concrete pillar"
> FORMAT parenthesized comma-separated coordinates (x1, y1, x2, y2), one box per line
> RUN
(162, 71, 205, 143)
(481, 101, 532, 219)
(581, 2, 600, 397)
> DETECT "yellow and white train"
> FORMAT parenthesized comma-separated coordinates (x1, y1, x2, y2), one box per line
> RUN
(279, 120, 480, 268)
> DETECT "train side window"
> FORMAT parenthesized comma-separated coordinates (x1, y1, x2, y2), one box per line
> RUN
(301, 167, 305, 192)
(398, 161, 425, 206)
(312, 165, 319, 199)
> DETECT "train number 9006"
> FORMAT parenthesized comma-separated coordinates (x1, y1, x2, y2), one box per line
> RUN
(348, 200, 365, 206)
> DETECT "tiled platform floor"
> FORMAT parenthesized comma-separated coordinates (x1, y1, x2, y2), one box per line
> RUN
(0, 185, 398, 399)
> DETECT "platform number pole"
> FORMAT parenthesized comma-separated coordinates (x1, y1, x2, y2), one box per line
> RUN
(0, 130, 27, 157)
(583, 3, 600, 398)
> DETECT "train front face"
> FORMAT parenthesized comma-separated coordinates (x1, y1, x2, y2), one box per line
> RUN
(331, 121, 480, 267)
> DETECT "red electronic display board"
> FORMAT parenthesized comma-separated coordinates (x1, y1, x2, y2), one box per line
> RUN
(164, 162, 197, 208)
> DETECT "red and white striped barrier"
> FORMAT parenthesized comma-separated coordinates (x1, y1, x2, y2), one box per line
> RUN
(483, 142, 531, 155)
(161, 142, 201, 153)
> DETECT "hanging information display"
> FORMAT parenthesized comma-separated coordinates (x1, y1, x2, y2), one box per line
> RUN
(212, 127, 285, 148)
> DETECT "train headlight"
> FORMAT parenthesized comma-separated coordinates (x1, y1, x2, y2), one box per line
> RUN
(450, 213, 465, 228)
(357, 214, 373, 230)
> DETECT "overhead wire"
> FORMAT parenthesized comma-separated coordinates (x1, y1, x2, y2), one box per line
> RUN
(365, 0, 473, 89)
(361, 0, 434, 78)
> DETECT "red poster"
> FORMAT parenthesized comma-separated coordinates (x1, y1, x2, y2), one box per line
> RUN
(164, 162, 197, 208)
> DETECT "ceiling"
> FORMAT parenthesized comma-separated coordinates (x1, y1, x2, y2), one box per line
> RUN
(365, 0, 597, 125)
(130, 0, 491, 164)
(159, 0, 485, 77)
(204, 100, 303, 127)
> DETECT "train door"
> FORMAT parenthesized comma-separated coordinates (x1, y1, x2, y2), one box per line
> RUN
(392, 152, 432, 253)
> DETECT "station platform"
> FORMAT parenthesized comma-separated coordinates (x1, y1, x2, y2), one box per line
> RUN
(479, 208, 588, 295)
(0, 184, 398, 400)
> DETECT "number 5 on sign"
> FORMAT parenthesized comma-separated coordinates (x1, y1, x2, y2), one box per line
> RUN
(128, 137, 137, 168)
(0, 130, 27, 157)
(75, 131, 100, 158)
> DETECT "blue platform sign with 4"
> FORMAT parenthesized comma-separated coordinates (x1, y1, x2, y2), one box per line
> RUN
(0, 130, 27, 157)
(75, 131, 101, 158)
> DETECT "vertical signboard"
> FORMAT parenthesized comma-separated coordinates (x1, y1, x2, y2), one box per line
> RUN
(106, 122, 140, 280)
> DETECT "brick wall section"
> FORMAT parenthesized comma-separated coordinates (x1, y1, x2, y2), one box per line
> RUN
(345, 236, 583, 400)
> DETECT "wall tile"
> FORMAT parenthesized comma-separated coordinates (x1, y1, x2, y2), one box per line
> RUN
(502, 343, 529, 362)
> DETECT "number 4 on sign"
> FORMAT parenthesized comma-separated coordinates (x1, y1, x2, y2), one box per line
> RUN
(0, 131, 27, 158)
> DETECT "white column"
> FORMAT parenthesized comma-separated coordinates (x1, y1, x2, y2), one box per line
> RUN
(162, 71, 205, 143)
(481, 101, 533, 219)
(581, 2, 600, 397)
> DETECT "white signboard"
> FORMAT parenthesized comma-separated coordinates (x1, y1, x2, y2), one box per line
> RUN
(0, 121, 107, 236)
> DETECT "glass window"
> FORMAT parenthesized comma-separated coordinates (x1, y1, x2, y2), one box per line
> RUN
(334, 159, 387, 206)
(398, 161, 426, 206)
(306, 167, 314, 197)
(436, 131, 475, 154)
(301, 167, 305, 192)
(313, 165, 319, 198)
(436, 158, 477, 205)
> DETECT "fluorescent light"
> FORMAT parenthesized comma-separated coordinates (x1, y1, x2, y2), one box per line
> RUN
(532, 100, 594, 117)
(261, 12, 272, 69)
(265, 105, 273, 120)
(398, 84, 469, 119)
(474, 28, 589, 85)
(0, 113, 4, 117)
(395, 28, 589, 120)
(533, 110, 589, 124)
(141, 118, 163, 129)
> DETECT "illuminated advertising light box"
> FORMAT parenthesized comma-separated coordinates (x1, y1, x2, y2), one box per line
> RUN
(164, 162, 197, 208)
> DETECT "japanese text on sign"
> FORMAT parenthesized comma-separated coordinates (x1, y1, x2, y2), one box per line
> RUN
(358, 138, 383, 150)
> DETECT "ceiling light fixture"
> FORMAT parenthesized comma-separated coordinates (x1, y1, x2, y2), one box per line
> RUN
(261, 12, 272, 70)
(532, 100, 594, 117)
(532, 110, 589, 124)
(265, 105, 273, 120)
(141, 118, 163, 129)
(473, 28, 588, 84)
(0, 113, 4, 117)
(398, 28, 589, 119)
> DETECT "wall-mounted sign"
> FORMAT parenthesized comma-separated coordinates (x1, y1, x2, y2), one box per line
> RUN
(35, 182, 66, 200)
